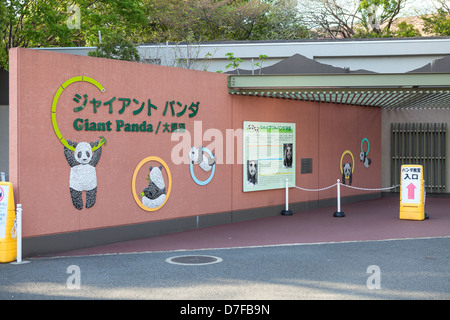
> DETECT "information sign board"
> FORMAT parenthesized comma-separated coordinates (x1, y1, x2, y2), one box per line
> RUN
(243, 121, 295, 192)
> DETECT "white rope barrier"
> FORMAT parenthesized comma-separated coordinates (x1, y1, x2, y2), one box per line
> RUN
(291, 182, 399, 192)
(291, 183, 338, 192)
(340, 184, 400, 191)
(283, 179, 400, 218)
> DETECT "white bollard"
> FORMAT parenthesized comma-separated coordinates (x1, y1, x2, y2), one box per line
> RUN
(333, 179, 345, 217)
(16, 204, 22, 263)
(11, 204, 29, 264)
(281, 178, 293, 216)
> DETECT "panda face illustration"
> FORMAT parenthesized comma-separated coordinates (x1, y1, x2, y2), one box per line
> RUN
(189, 146, 200, 164)
(74, 142, 93, 165)
(343, 163, 352, 179)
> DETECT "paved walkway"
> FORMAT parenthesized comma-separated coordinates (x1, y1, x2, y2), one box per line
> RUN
(2, 196, 449, 301)
(44, 196, 450, 257)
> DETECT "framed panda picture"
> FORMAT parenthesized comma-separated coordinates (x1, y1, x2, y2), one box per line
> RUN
(243, 121, 296, 192)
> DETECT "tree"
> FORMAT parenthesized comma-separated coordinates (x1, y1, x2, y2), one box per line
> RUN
(0, 0, 147, 70)
(393, 21, 421, 37)
(0, 0, 76, 69)
(422, 1, 450, 36)
(88, 33, 141, 62)
(300, 0, 410, 39)
(359, 0, 407, 35)
(250, 0, 309, 40)
(142, 0, 269, 42)
(77, 0, 147, 46)
(301, 0, 360, 38)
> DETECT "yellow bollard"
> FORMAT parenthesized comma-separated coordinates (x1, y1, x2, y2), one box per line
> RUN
(0, 182, 17, 263)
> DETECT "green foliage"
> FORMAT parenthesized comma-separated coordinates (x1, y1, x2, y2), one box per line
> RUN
(357, 0, 405, 35)
(394, 21, 422, 37)
(78, 0, 147, 46)
(0, 0, 78, 69)
(0, 0, 147, 69)
(0, 0, 446, 71)
(225, 52, 243, 74)
(422, 8, 450, 36)
(254, 54, 268, 74)
(88, 33, 141, 62)
(354, 21, 421, 38)
(250, 0, 309, 40)
(141, 0, 269, 42)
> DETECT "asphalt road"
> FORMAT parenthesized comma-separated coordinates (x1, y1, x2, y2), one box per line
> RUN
(1, 237, 449, 303)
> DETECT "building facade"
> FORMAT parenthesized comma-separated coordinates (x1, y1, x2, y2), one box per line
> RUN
(2, 38, 449, 256)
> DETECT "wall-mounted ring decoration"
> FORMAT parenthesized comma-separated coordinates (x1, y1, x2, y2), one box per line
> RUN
(340, 150, 354, 185)
(189, 146, 216, 186)
(360, 138, 372, 168)
(52, 76, 106, 151)
(361, 138, 370, 155)
(132, 156, 172, 211)
(53, 77, 106, 210)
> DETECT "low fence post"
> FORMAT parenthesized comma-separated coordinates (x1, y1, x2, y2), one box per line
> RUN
(11, 204, 29, 265)
(333, 179, 345, 217)
(281, 178, 293, 216)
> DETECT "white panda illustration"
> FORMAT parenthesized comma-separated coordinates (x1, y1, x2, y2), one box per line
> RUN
(189, 146, 216, 172)
(141, 165, 166, 208)
(342, 163, 352, 185)
(64, 140, 102, 210)
(360, 151, 372, 168)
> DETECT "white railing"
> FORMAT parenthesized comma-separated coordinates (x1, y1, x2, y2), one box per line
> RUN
(283, 178, 399, 217)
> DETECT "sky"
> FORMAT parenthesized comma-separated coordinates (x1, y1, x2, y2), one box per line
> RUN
(297, 0, 442, 17)
(403, 0, 440, 16)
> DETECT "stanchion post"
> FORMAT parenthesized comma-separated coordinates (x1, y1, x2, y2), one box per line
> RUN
(11, 204, 29, 265)
(16, 204, 22, 263)
(281, 178, 293, 216)
(333, 179, 345, 217)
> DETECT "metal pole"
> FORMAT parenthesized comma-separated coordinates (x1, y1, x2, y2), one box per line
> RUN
(333, 179, 345, 217)
(1, 172, 5, 182)
(337, 180, 341, 212)
(281, 178, 293, 216)
(16, 204, 22, 263)
(285, 178, 289, 211)
(11, 204, 29, 264)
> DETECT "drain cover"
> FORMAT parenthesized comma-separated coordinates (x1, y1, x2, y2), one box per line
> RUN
(166, 255, 222, 265)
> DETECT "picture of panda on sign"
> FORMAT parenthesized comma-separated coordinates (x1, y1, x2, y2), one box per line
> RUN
(64, 140, 102, 210)
(247, 160, 258, 186)
(283, 143, 293, 168)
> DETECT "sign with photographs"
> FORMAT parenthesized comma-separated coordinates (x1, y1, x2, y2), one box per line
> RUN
(243, 121, 295, 192)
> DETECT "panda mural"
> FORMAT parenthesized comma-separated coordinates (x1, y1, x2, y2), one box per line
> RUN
(189, 146, 216, 172)
(340, 150, 354, 186)
(64, 140, 102, 210)
(140, 165, 166, 209)
(342, 163, 352, 185)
